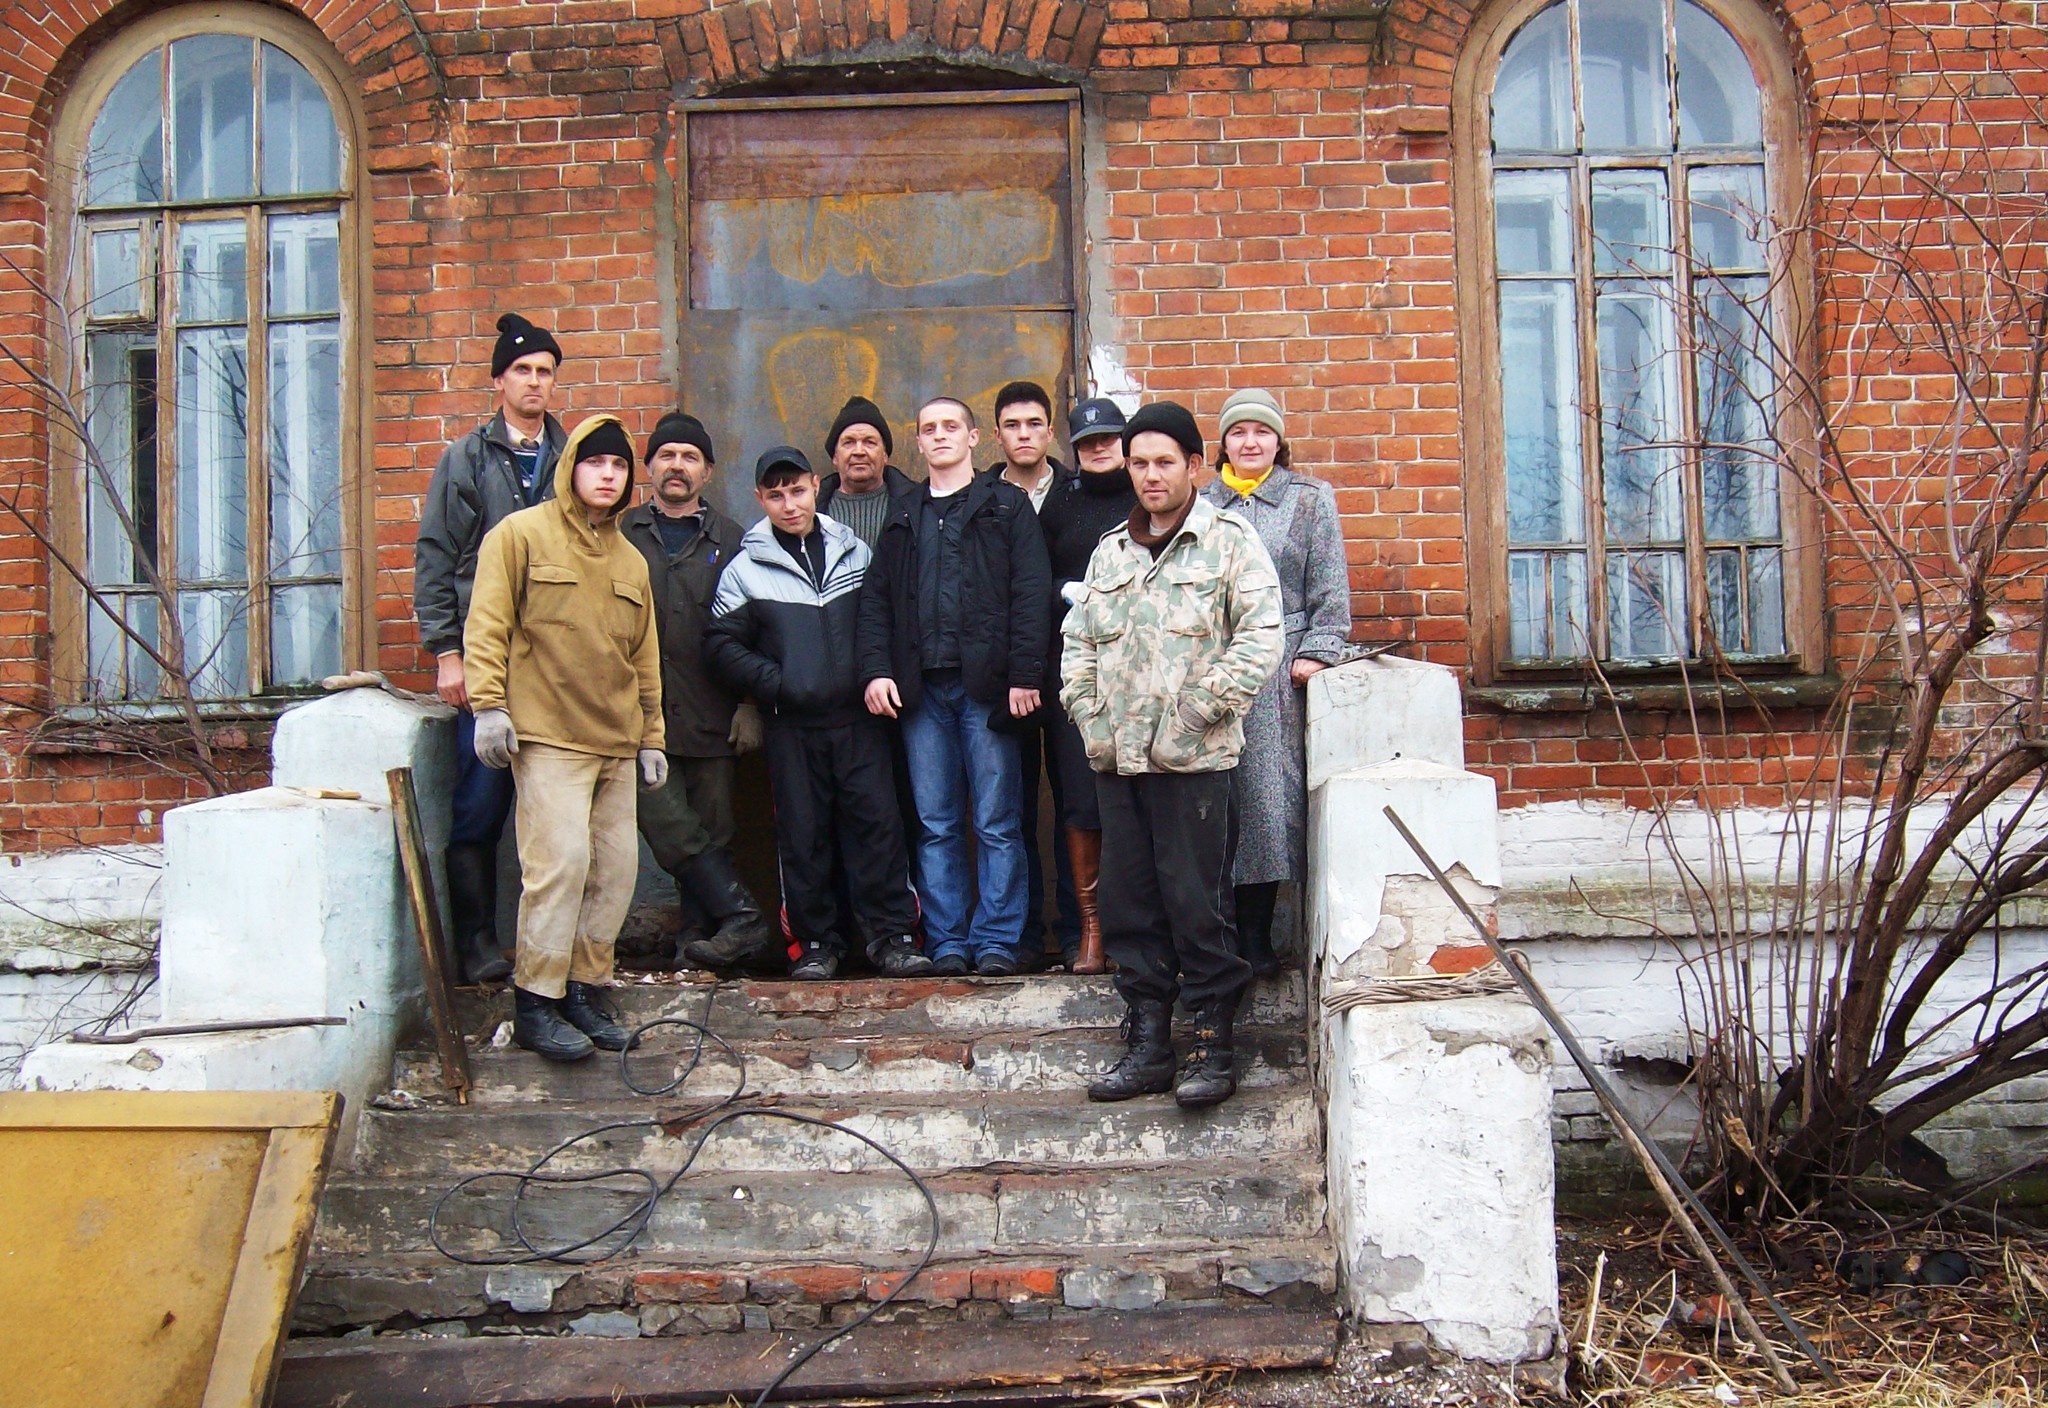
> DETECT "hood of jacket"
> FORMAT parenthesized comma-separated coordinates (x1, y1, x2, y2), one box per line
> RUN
(553, 413, 635, 546)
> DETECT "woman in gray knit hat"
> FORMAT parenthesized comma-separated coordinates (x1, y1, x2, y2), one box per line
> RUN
(1200, 388, 1351, 977)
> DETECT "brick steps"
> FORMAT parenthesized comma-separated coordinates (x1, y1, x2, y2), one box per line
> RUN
(301, 970, 1333, 1342)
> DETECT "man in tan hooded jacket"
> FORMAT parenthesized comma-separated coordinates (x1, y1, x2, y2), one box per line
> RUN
(464, 413, 665, 1062)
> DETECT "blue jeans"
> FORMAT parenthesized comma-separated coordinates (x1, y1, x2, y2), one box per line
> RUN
(901, 671, 1029, 963)
(449, 707, 517, 848)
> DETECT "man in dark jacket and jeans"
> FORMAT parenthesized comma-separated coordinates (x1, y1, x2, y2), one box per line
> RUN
(705, 447, 934, 982)
(619, 412, 777, 975)
(858, 397, 1051, 976)
(413, 312, 567, 985)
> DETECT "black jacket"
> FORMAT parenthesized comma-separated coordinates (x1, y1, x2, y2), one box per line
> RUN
(817, 462, 917, 512)
(1039, 467, 1139, 689)
(620, 501, 744, 757)
(856, 471, 1051, 712)
(413, 411, 566, 656)
(704, 515, 872, 729)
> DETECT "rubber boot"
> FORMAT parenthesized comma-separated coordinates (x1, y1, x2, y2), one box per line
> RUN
(1234, 881, 1282, 980)
(512, 986, 595, 1063)
(1087, 998, 1177, 1101)
(446, 842, 512, 985)
(1066, 828, 1109, 975)
(560, 981, 637, 1052)
(1174, 998, 1239, 1109)
(673, 847, 780, 974)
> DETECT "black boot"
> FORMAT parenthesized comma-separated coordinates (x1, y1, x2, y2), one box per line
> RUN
(1087, 998, 1177, 1102)
(446, 843, 512, 985)
(560, 981, 638, 1052)
(513, 987, 595, 1063)
(790, 942, 841, 981)
(672, 848, 781, 974)
(868, 933, 936, 978)
(1175, 999, 1239, 1109)
(1234, 881, 1282, 980)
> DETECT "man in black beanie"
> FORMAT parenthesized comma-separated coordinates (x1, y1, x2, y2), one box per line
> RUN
(816, 395, 912, 550)
(619, 412, 780, 975)
(414, 311, 568, 985)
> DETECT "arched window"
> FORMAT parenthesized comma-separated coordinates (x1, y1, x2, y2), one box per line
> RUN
(57, 12, 359, 703)
(1459, 0, 1810, 676)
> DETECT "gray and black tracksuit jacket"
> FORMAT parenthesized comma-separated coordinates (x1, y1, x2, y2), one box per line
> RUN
(703, 513, 871, 729)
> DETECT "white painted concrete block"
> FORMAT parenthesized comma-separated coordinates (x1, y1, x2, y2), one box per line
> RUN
(1325, 995, 1559, 1362)
(272, 689, 457, 855)
(1306, 656, 1466, 789)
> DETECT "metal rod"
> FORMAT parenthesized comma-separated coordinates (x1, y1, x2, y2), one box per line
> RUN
(1381, 804, 1839, 1390)
(71, 1016, 346, 1045)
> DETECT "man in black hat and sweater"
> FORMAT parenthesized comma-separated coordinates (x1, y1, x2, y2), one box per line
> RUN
(620, 412, 779, 975)
(414, 312, 567, 985)
(815, 395, 913, 550)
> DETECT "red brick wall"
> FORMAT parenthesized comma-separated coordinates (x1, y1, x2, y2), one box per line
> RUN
(0, 0, 2042, 849)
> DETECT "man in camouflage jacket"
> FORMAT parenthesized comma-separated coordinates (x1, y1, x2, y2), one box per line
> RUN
(1060, 401, 1282, 1109)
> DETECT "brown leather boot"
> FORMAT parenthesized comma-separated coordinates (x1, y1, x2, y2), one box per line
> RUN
(1066, 827, 1110, 974)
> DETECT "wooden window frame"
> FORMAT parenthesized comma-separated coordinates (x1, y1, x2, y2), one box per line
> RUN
(46, 4, 372, 711)
(1454, 0, 1822, 688)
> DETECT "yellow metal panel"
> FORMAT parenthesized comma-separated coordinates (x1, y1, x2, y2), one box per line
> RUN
(0, 1091, 340, 1408)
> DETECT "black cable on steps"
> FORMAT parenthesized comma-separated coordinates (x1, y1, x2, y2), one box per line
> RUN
(426, 993, 941, 1408)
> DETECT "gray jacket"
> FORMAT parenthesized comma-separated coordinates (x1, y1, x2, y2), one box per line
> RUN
(413, 411, 566, 656)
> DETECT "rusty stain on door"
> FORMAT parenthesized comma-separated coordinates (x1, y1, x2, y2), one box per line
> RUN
(680, 96, 1079, 523)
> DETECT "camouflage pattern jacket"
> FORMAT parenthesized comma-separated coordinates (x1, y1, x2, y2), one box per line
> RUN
(1059, 494, 1284, 775)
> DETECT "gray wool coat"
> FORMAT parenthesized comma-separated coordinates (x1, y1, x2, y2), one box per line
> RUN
(1201, 466, 1351, 885)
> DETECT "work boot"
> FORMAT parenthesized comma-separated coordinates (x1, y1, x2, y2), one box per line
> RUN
(1175, 998, 1239, 1109)
(560, 981, 638, 1052)
(869, 933, 936, 978)
(445, 842, 512, 985)
(1066, 828, 1109, 975)
(1087, 998, 1176, 1102)
(976, 950, 1021, 978)
(931, 953, 971, 977)
(1234, 881, 1282, 981)
(672, 848, 781, 975)
(790, 942, 840, 981)
(512, 987, 595, 1063)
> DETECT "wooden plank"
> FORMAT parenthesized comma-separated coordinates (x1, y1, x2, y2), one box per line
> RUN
(275, 1305, 1338, 1408)
(388, 766, 471, 1103)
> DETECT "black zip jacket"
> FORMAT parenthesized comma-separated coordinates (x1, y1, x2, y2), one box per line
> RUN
(855, 470, 1051, 712)
(704, 514, 871, 729)
(620, 501, 744, 757)
(413, 411, 566, 656)
(1039, 466, 1140, 690)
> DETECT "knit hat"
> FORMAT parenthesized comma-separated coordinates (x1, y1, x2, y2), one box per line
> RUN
(755, 444, 815, 485)
(646, 411, 714, 465)
(574, 418, 635, 470)
(1218, 388, 1285, 440)
(1068, 397, 1128, 443)
(1121, 401, 1204, 461)
(827, 396, 893, 460)
(491, 312, 563, 379)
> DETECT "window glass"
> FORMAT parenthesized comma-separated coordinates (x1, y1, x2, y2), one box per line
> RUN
(1580, 0, 1672, 151)
(1689, 165, 1767, 270)
(262, 44, 341, 195)
(171, 35, 258, 202)
(84, 57, 164, 208)
(1494, 6, 1575, 152)
(1591, 170, 1671, 275)
(1677, 0, 1762, 146)
(1495, 170, 1573, 275)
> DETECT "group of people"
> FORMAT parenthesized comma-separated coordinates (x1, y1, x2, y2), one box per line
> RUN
(413, 312, 1351, 1109)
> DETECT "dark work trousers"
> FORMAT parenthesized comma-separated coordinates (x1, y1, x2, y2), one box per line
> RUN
(449, 706, 516, 847)
(1095, 769, 1251, 1012)
(1042, 696, 1102, 831)
(1018, 713, 1082, 954)
(635, 755, 718, 872)
(765, 721, 921, 957)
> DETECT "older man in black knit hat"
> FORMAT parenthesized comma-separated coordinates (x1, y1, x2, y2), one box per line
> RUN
(415, 311, 568, 986)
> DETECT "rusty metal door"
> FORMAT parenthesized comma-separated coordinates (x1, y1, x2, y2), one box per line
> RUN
(679, 92, 1080, 524)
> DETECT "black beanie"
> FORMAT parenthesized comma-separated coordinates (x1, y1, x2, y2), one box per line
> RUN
(1121, 401, 1203, 462)
(646, 411, 715, 465)
(575, 418, 635, 470)
(826, 396, 893, 460)
(491, 312, 563, 379)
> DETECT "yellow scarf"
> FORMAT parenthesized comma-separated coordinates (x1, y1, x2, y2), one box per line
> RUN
(1220, 461, 1271, 497)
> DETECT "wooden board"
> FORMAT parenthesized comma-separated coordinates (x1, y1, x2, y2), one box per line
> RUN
(0, 1090, 340, 1408)
(275, 1305, 1338, 1408)
(388, 765, 471, 1102)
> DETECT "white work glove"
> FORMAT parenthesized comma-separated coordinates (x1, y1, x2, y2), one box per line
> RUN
(1060, 580, 1087, 607)
(727, 701, 764, 755)
(472, 709, 518, 768)
(639, 749, 670, 789)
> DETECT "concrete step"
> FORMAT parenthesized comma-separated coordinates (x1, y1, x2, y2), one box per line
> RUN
(294, 1240, 1340, 1336)
(353, 1086, 1321, 1178)
(451, 971, 1309, 1045)
(316, 1163, 1329, 1260)
(392, 1025, 1311, 1103)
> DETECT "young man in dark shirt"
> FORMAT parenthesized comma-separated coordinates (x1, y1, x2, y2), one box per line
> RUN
(704, 447, 933, 981)
(858, 398, 1051, 976)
